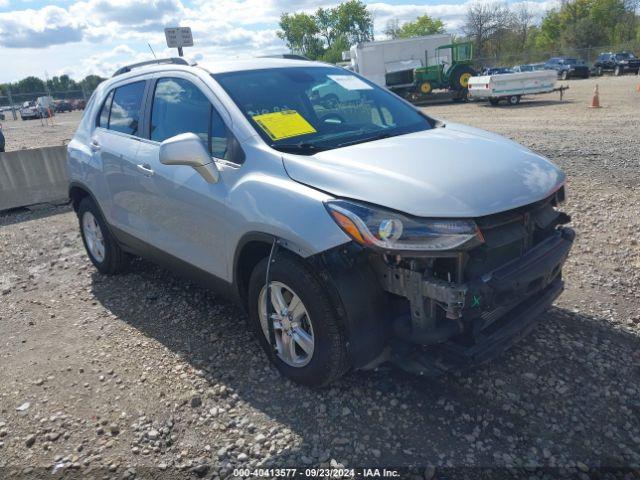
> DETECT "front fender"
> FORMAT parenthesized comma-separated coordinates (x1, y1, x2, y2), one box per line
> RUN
(226, 168, 350, 273)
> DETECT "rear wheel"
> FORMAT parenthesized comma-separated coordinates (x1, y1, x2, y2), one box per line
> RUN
(248, 252, 350, 387)
(78, 197, 129, 274)
(449, 66, 475, 91)
(508, 95, 521, 105)
(489, 97, 500, 106)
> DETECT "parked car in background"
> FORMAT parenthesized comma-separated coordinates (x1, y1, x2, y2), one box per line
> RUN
(482, 67, 513, 75)
(0, 124, 5, 152)
(19, 101, 40, 120)
(0, 111, 5, 121)
(593, 52, 640, 76)
(67, 57, 574, 386)
(512, 63, 546, 72)
(54, 101, 73, 113)
(72, 99, 86, 110)
(544, 57, 590, 79)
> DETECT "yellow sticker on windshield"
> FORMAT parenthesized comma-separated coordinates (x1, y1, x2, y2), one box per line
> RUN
(252, 110, 316, 141)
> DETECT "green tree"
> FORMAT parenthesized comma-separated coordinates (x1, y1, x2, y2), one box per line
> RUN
(396, 14, 446, 38)
(315, 7, 339, 48)
(79, 75, 106, 93)
(334, 0, 374, 44)
(277, 12, 324, 58)
(278, 0, 373, 60)
(538, 0, 637, 51)
(384, 19, 402, 39)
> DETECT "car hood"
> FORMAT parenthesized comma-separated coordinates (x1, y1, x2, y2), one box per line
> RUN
(281, 122, 565, 218)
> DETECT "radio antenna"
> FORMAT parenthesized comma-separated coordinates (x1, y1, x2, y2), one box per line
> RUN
(147, 43, 157, 59)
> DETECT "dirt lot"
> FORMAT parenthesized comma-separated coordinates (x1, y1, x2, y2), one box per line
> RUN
(1, 111, 83, 152)
(1, 75, 639, 479)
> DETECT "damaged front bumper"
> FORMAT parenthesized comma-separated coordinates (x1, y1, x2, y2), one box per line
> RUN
(374, 226, 575, 375)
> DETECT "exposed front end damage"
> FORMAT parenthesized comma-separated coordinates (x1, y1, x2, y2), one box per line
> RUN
(317, 190, 574, 376)
(373, 191, 574, 375)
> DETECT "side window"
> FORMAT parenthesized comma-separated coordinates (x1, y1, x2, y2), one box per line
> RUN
(151, 78, 209, 144)
(98, 90, 114, 128)
(109, 81, 145, 136)
(210, 107, 231, 160)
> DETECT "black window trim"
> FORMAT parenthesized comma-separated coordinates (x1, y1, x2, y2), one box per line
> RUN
(96, 89, 114, 129)
(95, 79, 148, 138)
(145, 75, 245, 165)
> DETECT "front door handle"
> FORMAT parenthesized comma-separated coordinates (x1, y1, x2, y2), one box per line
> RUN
(136, 163, 154, 177)
(90, 140, 101, 152)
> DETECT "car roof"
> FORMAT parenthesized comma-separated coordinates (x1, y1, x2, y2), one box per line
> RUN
(200, 57, 330, 74)
(103, 57, 335, 89)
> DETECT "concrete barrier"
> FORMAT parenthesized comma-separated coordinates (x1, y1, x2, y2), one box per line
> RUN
(0, 146, 69, 211)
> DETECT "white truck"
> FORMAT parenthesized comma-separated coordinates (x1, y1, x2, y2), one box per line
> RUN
(467, 70, 561, 105)
(348, 34, 452, 88)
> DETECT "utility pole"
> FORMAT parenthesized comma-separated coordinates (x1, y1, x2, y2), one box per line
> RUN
(7, 86, 17, 120)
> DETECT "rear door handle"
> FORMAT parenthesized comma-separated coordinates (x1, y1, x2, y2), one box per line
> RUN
(90, 140, 101, 152)
(136, 163, 154, 177)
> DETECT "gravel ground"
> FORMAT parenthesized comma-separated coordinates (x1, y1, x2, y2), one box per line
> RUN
(1, 75, 639, 479)
(1, 111, 82, 152)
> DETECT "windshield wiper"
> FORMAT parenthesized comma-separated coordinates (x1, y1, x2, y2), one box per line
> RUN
(334, 131, 393, 149)
(272, 142, 321, 154)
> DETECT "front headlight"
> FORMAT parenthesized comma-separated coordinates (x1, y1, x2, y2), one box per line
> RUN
(325, 200, 484, 252)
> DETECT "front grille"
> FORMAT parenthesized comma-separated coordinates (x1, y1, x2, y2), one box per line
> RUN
(464, 192, 567, 280)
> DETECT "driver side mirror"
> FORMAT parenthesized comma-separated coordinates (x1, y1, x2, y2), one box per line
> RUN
(159, 132, 219, 184)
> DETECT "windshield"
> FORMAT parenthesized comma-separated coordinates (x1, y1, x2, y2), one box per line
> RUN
(212, 66, 433, 154)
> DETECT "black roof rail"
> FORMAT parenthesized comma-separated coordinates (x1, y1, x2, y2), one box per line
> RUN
(112, 58, 189, 77)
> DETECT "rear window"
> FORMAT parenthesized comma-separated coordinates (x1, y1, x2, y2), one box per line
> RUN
(98, 81, 145, 136)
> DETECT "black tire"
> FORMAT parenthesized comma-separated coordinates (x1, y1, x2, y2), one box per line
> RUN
(77, 196, 128, 274)
(449, 65, 476, 91)
(508, 95, 521, 105)
(248, 252, 350, 387)
(489, 97, 500, 106)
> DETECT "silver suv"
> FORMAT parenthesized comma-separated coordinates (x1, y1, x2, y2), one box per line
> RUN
(68, 57, 574, 386)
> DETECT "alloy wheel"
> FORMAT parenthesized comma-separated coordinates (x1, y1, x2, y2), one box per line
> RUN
(258, 281, 315, 367)
(82, 211, 106, 263)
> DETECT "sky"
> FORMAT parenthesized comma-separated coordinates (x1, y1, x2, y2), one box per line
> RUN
(0, 0, 559, 83)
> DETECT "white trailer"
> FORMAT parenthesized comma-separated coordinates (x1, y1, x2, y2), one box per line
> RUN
(467, 70, 563, 105)
(348, 34, 452, 88)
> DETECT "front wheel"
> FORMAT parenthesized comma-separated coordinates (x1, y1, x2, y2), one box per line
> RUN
(248, 252, 350, 387)
(561, 70, 568, 80)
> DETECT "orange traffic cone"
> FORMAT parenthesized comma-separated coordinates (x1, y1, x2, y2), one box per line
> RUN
(589, 84, 601, 108)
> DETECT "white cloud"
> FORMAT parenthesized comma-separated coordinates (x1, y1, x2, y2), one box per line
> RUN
(0, 0, 561, 82)
(0, 6, 84, 48)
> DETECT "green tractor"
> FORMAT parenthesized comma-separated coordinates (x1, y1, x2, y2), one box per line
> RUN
(391, 41, 476, 102)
